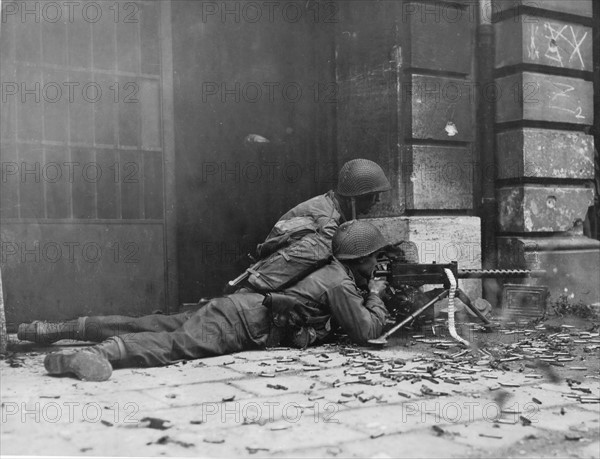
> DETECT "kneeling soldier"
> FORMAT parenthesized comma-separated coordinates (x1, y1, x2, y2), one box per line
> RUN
(42, 220, 390, 381)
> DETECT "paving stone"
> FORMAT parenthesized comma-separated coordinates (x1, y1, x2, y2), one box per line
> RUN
(229, 375, 328, 397)
(1, 424, 88, 456)
(318, 385, 416, 407)
(443, 418, 537, 449)
(1, 388, 170, 430)
(3, 339, 598, 457)
(511, 385, 578, 406)
(110, 364, 246, 390)
(305, 368, 364, 386)
(338, 431, 475, 458)
(575, 402, 600, 414)
(334, 402, 431, 434)
(142, 381, 255, 408)
(232, 349, 306, 362)
(575, 440, 600, 459)
(194, 417, 366, 456)
(296, 352, 349, 369)
(149, 391, 329, 429)
(530, 407, 600, 433)
(225, 358, 305, 376)
(200, 354, 248, 366)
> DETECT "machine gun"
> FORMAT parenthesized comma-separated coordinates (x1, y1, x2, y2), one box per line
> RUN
(369, 261, 546, 346)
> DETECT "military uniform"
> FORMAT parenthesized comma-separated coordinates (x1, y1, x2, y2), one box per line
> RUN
(80, 258, 387, 368)
(273, 190, 347, 240)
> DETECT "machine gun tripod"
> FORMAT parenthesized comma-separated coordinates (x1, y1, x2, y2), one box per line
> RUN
(368, 261, 546, 346)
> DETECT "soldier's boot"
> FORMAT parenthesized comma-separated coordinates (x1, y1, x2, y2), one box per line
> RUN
(18, 320, 81, 344)
(43, 339, 121, 381)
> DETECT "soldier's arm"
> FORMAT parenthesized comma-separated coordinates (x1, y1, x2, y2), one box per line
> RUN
(327, 280, 388, 345)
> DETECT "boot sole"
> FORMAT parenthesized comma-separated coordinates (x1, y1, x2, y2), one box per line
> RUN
(44, 352, 112, 381)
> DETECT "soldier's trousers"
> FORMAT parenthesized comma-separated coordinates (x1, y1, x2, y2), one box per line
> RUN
(78, 310, 196, 343)
(85, 294, 271, 368)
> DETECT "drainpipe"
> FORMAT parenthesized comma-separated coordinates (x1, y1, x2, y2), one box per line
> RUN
(477, 0, 498, 305)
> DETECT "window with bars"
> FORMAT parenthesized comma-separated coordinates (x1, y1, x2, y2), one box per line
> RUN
(1, 0, 164, 221)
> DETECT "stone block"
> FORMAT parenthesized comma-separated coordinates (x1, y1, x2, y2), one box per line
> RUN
(497, 236, 600, 304)
(403, 1, 474, 74)
(403, 145, 474, 210)
(408, 74, 474, 141)
(495, 17, 592, 71)
(497, 185, 594, 232)
(367, 216, 482, 300)
(368, 217, 410, 245)
(408, 216, 482, 299)
(493, 0, 593, 18)
(496, 72, 593, 125)
(496, 128, 595, 179)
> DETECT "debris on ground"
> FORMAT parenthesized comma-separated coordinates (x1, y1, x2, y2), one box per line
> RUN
(148, 436, 195, 448)
(140, 417, 172, 430)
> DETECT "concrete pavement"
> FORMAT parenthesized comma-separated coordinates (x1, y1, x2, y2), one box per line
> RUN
(1, 323, 599, 458)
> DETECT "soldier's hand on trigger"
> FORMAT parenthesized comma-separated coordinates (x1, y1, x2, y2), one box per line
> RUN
(368, 278, 388, 297)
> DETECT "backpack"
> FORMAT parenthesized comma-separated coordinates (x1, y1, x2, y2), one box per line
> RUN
(226, 216, 333, 293)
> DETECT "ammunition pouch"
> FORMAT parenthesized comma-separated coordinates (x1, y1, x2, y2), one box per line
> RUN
(262, 293, 330, 349)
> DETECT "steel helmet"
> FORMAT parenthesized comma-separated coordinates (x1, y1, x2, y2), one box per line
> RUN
(332, 220, 388, 260)
(336, 159, 391, 197)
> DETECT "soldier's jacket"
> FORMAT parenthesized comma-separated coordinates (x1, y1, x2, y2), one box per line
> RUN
(232, 258, 388, 347)
(271, 190, 347, 241)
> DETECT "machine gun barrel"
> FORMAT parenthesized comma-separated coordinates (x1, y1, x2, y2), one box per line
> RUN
(375, 262, 546, 288)
(457, 269, 546, 279)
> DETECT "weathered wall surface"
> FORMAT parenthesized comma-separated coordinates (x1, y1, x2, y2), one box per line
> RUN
(336, 1, 482, 299)
(171, 1, 337, 301)
(0, 1, 175, 325)
(493, 0, 599, 304)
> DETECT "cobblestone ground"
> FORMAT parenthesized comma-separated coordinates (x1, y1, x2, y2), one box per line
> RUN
(1, 318, 599, 458)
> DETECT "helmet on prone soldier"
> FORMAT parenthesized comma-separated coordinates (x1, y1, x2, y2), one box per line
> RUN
(332, 220, 388, 260)
(336, 159, 391, 197)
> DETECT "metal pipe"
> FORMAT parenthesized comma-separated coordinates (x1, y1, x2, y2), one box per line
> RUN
(477, 0, 498, 305)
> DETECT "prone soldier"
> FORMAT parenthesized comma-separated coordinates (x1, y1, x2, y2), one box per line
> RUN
(42, 220, 391, 381)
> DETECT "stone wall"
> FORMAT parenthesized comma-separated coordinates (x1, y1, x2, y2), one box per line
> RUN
(493, 0, 599, 305)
